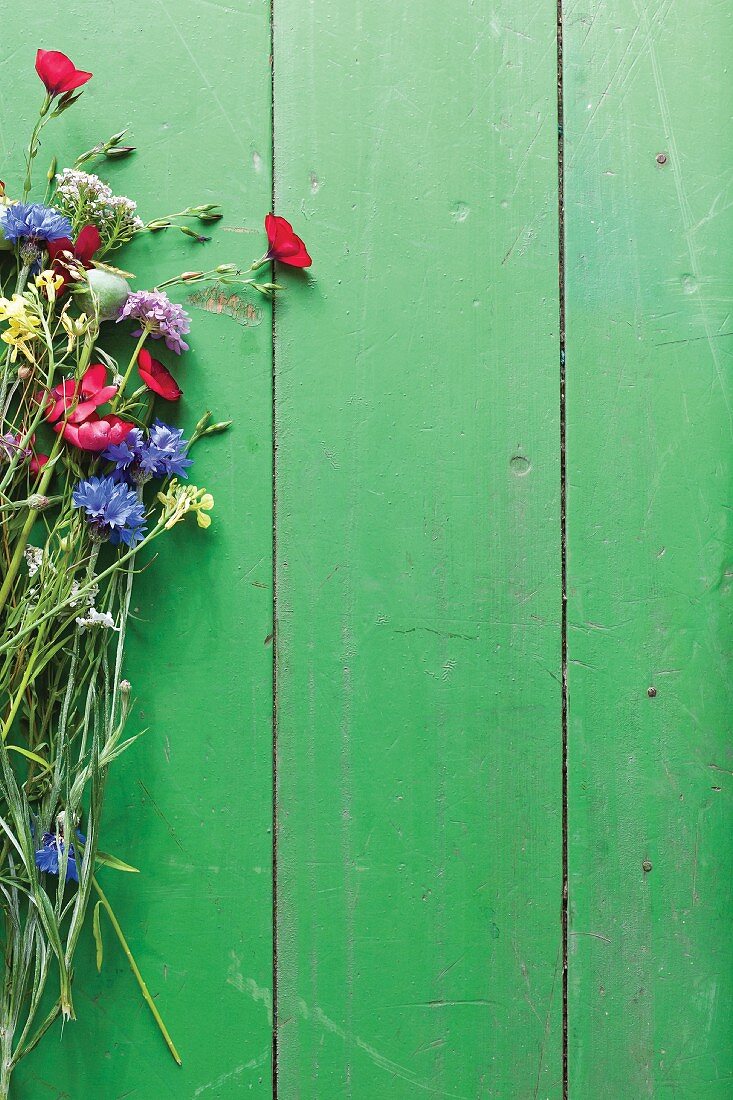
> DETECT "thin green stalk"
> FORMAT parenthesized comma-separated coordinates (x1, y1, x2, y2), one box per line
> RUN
(113, 329, 149, 407)
(92, 877, 182, 1065)
(0, 433, 63, 618)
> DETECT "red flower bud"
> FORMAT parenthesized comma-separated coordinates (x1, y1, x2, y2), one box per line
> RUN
(265, 214, 312, 268)
(35, 50, 92, 97)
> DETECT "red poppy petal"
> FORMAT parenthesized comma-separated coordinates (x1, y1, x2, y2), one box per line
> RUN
(30, 454, 49, 476)
(35, 50, 92, 96)
(68, 398, 101, 424)
(89, 385, 118, 408)
(76, 417, 112, 451)
(138, 351, 182, 401)
(264, 213, 279, 249)
(45, 378, 79, 422)
(105, 416, 135, 445)
(75, 224, 101, 263)
(46, 237, 73, 262)
(265, 214, 311, 267)
(279, 238, 312, 267)
(81, 363, 109, 397)
(54, 420, 82, 447)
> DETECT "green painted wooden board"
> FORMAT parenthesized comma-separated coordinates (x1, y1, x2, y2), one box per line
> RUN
(1, 0, 732, 1096)
(273, 2, 563, 1095)
(564, 0, 733, 1094)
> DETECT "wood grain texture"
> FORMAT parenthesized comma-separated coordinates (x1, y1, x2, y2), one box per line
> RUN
(1, 3, 274, 1096)
(564, 0, 733, 1094)
(273, 2, 563, 1095)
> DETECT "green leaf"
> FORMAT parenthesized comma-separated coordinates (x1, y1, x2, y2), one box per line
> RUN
(6, 745, 50, 771)
(95, 851, 140, 874)
(93, 901, 104, 972)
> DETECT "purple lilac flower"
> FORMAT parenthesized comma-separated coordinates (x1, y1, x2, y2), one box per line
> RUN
(104, 421, 192, 483)
(117, 289, 191, 354)
(72, 475, 147, 546)
(35, 829, 85, 883)
(1, 202, 72, 245)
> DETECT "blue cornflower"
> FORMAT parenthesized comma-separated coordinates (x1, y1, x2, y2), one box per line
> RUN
(35, 829, 85, 883)
(1, 202, 72, 245)
(148, 421, 192, 478)
(103, 421, 191, 483)
(72, 475, 147, 546)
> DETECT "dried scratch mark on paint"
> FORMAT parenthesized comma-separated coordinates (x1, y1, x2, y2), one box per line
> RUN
(226, 952, 273, 1025)
(188, 283, 263, 327)
(136, 779, 187, 852)
(192, 1047, 270, 1096)
(244, 985, 469, 1098)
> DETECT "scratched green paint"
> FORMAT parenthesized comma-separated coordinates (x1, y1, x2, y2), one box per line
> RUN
(564, 1, 733, 1094)
(2, 2, 729, 1097)
(1, 3, 274, 1096)
(273, 2, 563, 1095)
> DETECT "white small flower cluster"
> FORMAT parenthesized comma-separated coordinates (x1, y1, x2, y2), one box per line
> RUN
(75, 607, 118, 631)
(69, 579, 97, 609)
(55, 169, 144, 244)
(24, 545, 44, 577)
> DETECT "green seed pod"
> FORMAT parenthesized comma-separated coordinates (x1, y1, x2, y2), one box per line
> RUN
(75, 268, 132, 322)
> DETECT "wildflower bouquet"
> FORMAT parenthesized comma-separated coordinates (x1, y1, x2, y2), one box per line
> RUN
(0, 49, 310, 1097)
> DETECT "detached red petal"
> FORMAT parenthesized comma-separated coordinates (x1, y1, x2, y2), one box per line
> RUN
(137, 348, 182, 401)
(265, 214, 312, 268)
(35, 50, 92, 97)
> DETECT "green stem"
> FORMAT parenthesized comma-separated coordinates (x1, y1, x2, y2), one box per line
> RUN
(0, 630, 45, 742)
(23, 98, 52, 200)
(14, 263, 31, 296)
(0, 434, 62, 619)
(92, 877, 182, 1065)
(113, 329, 149, 408)
(0, 520, 168, 659)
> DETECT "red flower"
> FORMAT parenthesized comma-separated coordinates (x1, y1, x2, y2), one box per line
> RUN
(137, 348, 182, 401)
(47, 225, 101, 291)
(41, 364, 133, 452)
(30, 453, 49, 476)
(67, 414, 134, 453)
(35, 50, 92, 98)
(265, 214, 311, 268)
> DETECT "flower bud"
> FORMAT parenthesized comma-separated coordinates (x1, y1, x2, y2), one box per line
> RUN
(47, 157, 57, 182)
(202, 420, 232, 437)
(180, 271, 204, 283)
(28, 494, 51, 511)
(119, 679, 131, 695)
(179, 226, 210, 243)
(216, 263, 238, 275)
(106, 145, 136, 160)
(17, 364, 32, 380)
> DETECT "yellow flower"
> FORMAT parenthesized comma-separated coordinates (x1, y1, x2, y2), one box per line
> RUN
(0, 294, 32, 323)
(35, 269, 64, 302)
(60, 310, 90, 351)
(157, 480, 215, 530)
(0, 295, 42, 362)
